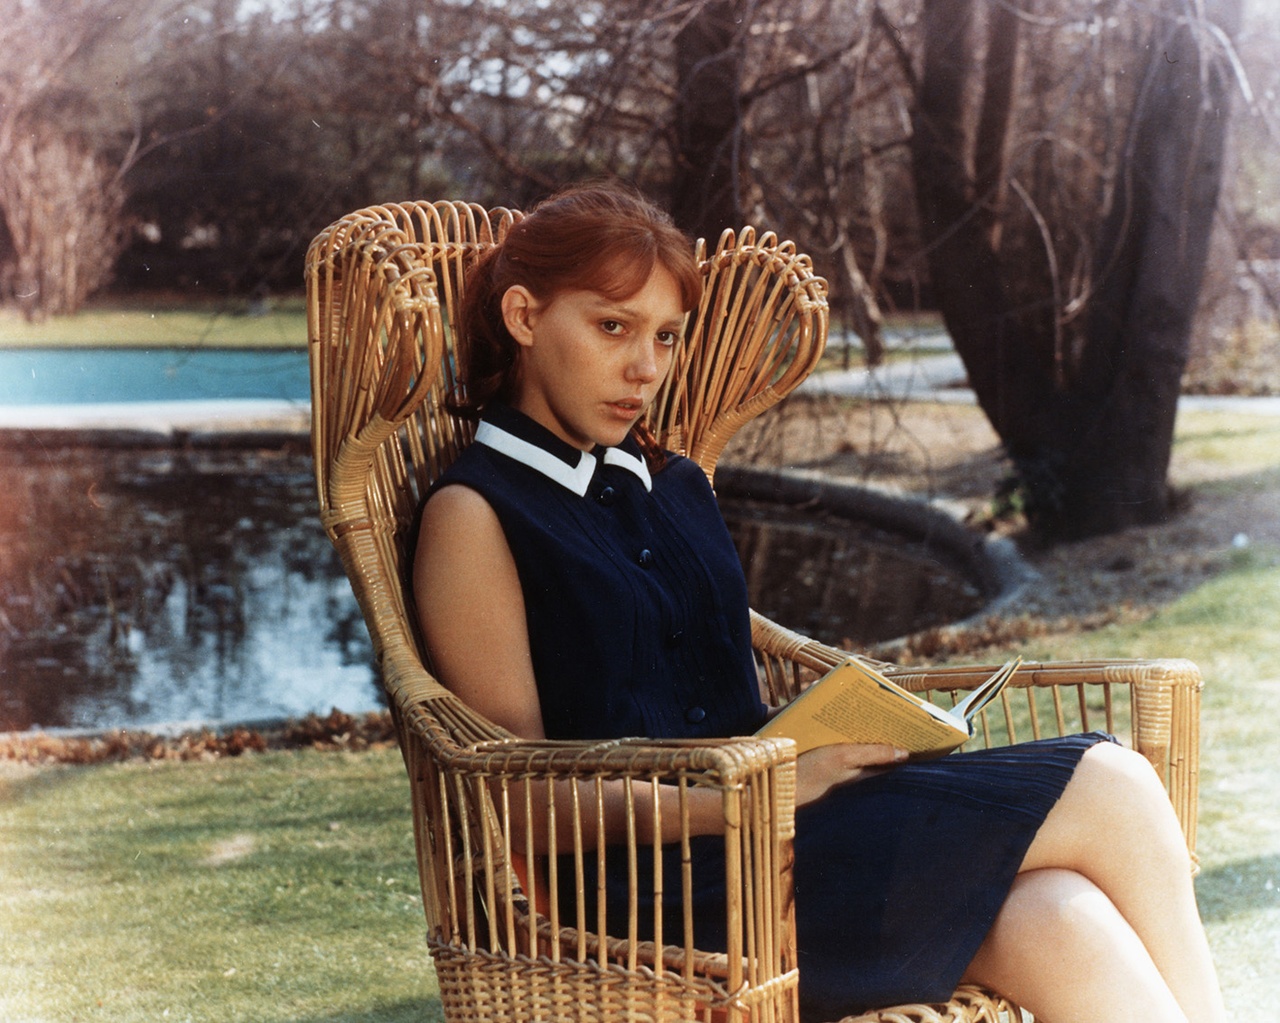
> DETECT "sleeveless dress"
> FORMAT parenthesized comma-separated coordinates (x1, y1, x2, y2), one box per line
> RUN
(431, 404, 1110, 1020)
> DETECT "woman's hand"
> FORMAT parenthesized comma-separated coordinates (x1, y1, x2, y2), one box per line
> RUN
(795, 743, 908, 806)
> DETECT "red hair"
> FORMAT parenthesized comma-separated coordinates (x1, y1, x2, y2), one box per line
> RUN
(452, 184, 701, 465)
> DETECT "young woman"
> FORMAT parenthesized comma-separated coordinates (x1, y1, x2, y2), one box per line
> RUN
(413, 184, 1226, 1023)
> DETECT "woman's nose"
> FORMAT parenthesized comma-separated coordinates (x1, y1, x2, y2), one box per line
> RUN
(625, 339, 659, 382)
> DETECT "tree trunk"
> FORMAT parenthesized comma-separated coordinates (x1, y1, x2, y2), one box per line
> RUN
(973, 0, 1019, 250)
(1056, 2, 1242, 536)
(912, 0, 1241, 540)
(671, 0, 745, 240)
(911, 0, 1058, 454)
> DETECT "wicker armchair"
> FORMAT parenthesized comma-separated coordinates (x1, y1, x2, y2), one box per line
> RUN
(305, 200, 1202, 1023)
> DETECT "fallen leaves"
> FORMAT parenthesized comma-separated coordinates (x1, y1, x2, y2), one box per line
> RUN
(0, 708, 398, 766)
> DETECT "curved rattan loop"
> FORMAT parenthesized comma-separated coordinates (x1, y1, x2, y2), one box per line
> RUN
(645, 227, 829, 482)
(305, 200, 1201, 1023)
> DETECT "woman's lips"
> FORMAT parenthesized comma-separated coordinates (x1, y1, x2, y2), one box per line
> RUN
(605, 398, 643, 418)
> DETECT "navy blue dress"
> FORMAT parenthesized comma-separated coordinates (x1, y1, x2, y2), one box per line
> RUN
(431, 405, 1108, 1020)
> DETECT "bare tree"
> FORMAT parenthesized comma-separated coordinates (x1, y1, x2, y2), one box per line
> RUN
(911, 0, 1245, 538)
(0, 0, 172, 319)
(0, 129, 125, 320)
(671, 0, 748, 237)
(121, 1, 365, 293)
(1185, 0, 1280, 394)
(741, 0, 905, 363)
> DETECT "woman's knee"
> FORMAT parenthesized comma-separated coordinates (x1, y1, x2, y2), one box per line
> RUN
(1002, 868, 1111, 942)
(1082, 740, 1164, 792)
(972, 869, 1129, 977)
(1026, 742, 1189, 875)
(1078, 743, 1184, 835)
(969, 869, 1190, 1020)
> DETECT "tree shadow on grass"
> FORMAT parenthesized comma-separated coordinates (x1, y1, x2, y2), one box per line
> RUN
(1195, 853, 1280, 923)
(0, 761, 86, 805)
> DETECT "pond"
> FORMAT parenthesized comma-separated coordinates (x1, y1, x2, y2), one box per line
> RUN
(0, 438, 985, 734)
(0, 438, 375, 733)
(0, 347, 310, 405)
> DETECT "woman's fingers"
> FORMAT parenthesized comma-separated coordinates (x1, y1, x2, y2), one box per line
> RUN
(794, 743, 907, 805)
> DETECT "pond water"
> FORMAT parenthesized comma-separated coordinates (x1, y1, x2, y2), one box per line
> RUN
(0, 440, 376, 733)
(0, 348, 310, 404)
(725, 500, 985, 647)
(0, 440, 984, 734)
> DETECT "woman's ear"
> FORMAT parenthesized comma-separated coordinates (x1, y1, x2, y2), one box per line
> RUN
(500, 285, 539, 348)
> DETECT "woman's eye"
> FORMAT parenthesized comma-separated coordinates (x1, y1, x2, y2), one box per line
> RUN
(656, 330, 678, 347)
(601, 320, 625, 335)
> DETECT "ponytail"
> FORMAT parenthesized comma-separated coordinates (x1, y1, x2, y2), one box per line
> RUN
(448, 246, 516, 419)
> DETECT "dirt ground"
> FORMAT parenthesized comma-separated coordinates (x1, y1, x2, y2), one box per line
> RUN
(724, 393, 1279, 657)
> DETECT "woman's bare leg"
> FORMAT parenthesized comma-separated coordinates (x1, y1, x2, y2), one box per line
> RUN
(965, 867, 1186, 1020)
(971, 741, 1225, 1022)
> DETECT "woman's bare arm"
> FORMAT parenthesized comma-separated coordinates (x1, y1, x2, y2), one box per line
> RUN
(414, 484, 547, 739)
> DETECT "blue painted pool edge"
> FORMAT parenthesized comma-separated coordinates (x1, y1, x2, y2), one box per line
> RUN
(0, 347, 312, 405)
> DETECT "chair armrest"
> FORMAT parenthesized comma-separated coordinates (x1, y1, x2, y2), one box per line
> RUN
(383, 647, 798, 997)
(749, 609, 1202, 857)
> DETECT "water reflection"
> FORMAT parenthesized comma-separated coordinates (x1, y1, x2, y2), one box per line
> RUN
(0, 442, 986, 733)
(723, 500, 985, 647)
(0, 440, 377, 732)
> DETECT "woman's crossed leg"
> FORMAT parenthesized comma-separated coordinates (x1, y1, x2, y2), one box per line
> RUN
(964, 742, 1226, 1022)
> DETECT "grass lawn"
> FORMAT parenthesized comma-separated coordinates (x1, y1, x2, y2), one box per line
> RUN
(1010, 408, 1280, 1014)
(1024, 546, 1280, 1014)
(0, 750, 440, 1023)
(5, 551, 1278, 1022)
(0, 302, 942, 358)
(0, 298, 308, 349)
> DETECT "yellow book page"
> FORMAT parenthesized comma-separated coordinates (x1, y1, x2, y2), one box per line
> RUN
(758, 659, 968, 757)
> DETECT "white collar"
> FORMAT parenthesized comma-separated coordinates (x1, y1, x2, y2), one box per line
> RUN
(475, 420, 652, 495)
(602, 444, 652, 491)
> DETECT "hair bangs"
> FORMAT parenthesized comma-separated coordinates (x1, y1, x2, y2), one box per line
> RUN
(585, 231, 702, 313)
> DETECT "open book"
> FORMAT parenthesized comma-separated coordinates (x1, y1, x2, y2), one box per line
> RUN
(757, 656, 1022, 759)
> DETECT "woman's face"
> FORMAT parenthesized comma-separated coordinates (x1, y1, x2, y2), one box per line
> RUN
(501, 264, 686, 451)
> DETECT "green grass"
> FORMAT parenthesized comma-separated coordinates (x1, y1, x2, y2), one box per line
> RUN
(1013, 545, 1280, 1013)
(0, 750, 441, 1023)
(1171, 410, 1280, 483)
(815, 343, 955, 375)
(6, 543, 1278, 1022)
(5, 567, 1278, 1022)
(0, 297, 308, 349)
(817, 312, 952, 374)
(1, 299, 941, 364)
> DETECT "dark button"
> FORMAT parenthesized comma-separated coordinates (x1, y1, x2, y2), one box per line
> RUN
(597, 485, 617, 506)
(666, 629, 685, 648)
(685, 706, 707, 724)
(637, 548, 654, 568)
